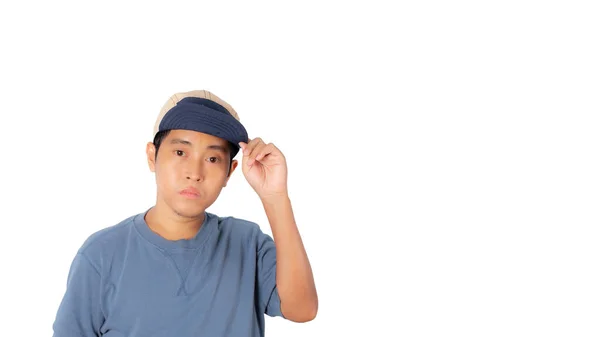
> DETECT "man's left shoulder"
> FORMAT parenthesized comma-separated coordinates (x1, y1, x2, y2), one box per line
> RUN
(213, 213, 267, 239)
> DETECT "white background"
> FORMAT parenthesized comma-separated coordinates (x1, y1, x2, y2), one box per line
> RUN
(0, 1, 599, 336)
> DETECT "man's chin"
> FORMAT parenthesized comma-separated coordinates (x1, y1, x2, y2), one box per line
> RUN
(162, 193, 213, 219)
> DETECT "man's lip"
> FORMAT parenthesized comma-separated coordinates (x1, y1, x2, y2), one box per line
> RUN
(180, 187, 200, 196)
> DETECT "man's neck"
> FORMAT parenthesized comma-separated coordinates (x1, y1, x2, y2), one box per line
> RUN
(144, 203, 206, 241)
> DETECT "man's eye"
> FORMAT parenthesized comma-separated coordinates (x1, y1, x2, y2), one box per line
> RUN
(176, 150, 185, 156)
(208, 157, 220, 163)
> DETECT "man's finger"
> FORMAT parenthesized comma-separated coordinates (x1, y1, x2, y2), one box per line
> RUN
(247, 142, 266, 166)
(244, 137, 262, 156)
(255, 143, 275, 162)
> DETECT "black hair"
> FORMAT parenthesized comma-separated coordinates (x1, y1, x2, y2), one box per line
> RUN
(153, 130, 237, 175)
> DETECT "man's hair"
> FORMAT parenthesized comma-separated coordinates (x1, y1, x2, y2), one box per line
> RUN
(153, 130, 237, 175)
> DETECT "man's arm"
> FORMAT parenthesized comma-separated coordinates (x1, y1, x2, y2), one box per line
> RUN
(53, 252, 104, 337)
(238, 138, 318, 322)
(261, 194, 318, 322)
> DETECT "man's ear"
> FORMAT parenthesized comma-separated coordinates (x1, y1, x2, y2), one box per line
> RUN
(146, 142, 157, 172)
(224, 159, 239, 187)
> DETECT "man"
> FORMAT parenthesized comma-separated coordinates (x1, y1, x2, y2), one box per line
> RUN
(52, 90, 318, 337)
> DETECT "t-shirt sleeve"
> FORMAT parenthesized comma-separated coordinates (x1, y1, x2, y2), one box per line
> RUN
(256, 231, 285, 318)
(52, 252, 104, 337)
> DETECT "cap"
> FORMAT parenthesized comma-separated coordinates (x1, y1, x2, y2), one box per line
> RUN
(153, 90, 249, 158)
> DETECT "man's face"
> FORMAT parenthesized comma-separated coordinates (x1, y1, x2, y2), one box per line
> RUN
(146, 129, 238, 219)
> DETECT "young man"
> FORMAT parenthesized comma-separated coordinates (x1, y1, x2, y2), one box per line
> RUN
(52, 90, 318, 337)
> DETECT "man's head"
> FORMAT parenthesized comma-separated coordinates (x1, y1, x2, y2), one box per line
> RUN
(145, 90, 248, 219)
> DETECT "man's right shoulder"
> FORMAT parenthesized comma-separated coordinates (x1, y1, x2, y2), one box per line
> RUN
(77, 213, 139, 259)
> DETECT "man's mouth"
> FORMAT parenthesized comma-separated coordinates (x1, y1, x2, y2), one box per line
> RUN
(180, 187, 200, 199)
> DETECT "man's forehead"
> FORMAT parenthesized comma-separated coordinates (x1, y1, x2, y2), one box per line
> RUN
(167, 129, 227, 143)
(165, 130, 230, 152)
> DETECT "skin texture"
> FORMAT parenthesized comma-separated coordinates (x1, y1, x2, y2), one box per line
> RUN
(144, 129, 318, 322)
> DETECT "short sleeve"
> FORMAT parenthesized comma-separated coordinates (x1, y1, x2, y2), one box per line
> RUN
(52, 252, 104, 337)
(256, 231, 285, 318)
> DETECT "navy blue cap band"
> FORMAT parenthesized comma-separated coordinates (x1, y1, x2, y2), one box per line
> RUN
(158, 97, 249, 154)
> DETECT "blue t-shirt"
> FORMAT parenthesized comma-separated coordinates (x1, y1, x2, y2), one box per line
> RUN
(52, 209, 285, 337)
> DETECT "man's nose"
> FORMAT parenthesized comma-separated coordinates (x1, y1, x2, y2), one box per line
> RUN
(186, 161, 204, 182)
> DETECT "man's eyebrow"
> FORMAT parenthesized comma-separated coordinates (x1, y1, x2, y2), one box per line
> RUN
(169, 138, 193, 146)
(207, 144, 229, 154)
(169, 138, 228, 153)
